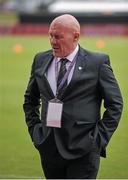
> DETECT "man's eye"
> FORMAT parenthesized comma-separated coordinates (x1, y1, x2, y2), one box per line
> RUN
(50, 34, 62, 40)
(55, 35, 61, 39)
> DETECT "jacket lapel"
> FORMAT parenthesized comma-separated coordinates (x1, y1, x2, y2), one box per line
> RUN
(39, 53, 55, 99)
(61, 47, 88, 99)
(39, 47, 88, 100)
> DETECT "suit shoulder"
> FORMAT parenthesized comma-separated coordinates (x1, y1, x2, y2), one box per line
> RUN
(34, 49, 52, 60)
(31, 49, 53, 67)
(84, 48, 109, 64)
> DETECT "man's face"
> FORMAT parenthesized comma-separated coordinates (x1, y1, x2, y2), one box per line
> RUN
(49, 23, 78, 57)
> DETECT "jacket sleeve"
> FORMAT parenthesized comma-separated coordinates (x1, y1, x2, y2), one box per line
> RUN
(98, 55, 123, 149)
(23, 55, 41, 140)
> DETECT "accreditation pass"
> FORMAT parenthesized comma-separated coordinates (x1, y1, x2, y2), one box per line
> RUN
(46, 99, 63, 128)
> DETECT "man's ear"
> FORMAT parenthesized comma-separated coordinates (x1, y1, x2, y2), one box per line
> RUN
(74, 32, 80, 41)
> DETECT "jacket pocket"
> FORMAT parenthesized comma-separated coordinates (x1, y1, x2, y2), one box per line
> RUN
(75, 120, 96, 125)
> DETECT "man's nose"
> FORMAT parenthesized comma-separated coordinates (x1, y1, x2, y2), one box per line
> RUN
(51, 37, 57, 44)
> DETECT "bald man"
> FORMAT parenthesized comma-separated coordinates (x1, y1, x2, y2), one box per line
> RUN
(23, 14, 123, 179)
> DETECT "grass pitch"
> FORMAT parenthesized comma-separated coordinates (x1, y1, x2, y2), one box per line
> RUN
(0, 35, 128, 179)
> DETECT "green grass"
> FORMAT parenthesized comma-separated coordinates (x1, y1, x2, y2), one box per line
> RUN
(0, 35, 128, 179)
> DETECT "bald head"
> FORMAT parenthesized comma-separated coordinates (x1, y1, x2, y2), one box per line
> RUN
(50, 14, 80, 34)
(49, 14, 80, 57)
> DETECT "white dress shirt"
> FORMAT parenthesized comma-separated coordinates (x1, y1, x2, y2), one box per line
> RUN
(47, 45, 79, 96)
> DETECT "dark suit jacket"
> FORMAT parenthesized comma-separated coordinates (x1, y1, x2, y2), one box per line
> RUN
(23, 46, 123, 159)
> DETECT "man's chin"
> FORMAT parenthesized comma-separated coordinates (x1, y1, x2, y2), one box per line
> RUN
(53, 51, 61, 57)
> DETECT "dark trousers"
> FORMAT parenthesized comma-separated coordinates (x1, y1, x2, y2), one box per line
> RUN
(38, 132, 100, 179)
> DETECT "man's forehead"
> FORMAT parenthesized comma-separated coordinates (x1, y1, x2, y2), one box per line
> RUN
(49, 23, 68, 33)
(50, 21, 65, 29)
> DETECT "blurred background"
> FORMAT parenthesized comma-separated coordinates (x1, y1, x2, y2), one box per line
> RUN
(0, 0, 128, 179)
(0, 0, 128, 35)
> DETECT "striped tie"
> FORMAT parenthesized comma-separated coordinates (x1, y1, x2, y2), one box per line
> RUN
(57, 58, 68, 96)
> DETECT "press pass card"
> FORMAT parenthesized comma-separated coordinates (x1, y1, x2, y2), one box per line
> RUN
(46, 99, 63, 128)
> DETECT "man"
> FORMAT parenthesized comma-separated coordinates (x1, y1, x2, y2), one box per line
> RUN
(23, 14, 123, 179)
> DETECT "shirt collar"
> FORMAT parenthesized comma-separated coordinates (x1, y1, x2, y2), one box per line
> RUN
(56, 45, 79, 63)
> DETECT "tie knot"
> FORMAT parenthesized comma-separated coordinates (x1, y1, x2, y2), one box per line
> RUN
(60, 58, 68, 65)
